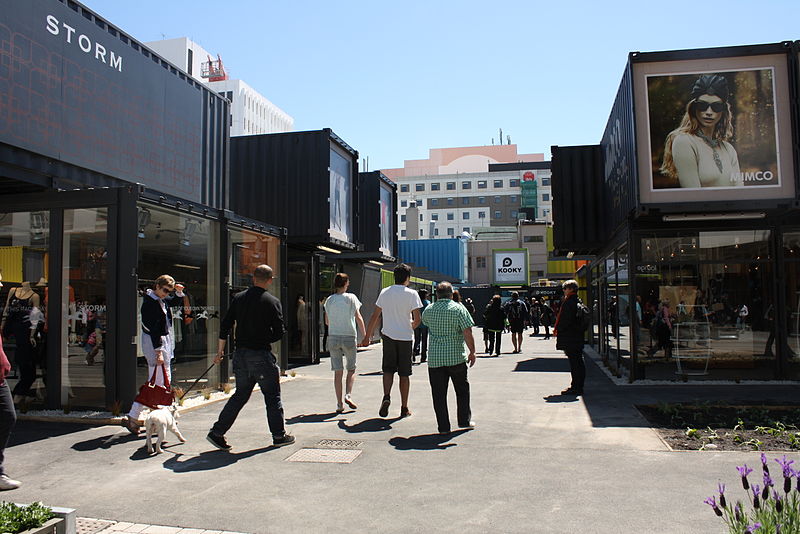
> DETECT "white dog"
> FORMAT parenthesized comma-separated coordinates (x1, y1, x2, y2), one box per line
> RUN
(144, 405, 186, 454)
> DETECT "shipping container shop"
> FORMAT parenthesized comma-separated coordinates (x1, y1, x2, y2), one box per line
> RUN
(553, 41, 800, 383)
(0, 0, 287, 411)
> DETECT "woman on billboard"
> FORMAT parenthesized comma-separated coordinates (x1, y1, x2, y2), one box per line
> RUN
(659, 74, 741, 188)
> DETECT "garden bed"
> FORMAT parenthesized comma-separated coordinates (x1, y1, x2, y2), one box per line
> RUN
(636, 404, 800, 451)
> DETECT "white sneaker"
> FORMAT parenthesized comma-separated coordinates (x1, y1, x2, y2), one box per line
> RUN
(0, 475, 21, 491)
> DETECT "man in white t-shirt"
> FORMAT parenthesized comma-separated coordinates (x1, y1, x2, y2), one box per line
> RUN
(360, 264, 422, 418)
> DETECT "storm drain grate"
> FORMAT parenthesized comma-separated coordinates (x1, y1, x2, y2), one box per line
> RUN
(76, 518, 114, 534)
(286, 448, 363, 463)
(316, 439, 364, 448)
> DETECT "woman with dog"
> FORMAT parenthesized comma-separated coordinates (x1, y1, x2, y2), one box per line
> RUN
(122, 275, 185, 434)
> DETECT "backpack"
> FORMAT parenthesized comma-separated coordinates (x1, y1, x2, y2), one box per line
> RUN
(506, 301, 522, 321)
(576, 301, 591, 331)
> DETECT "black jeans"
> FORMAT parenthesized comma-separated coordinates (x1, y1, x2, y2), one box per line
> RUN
(211, 348, 286, 438)
(428, 363, 471, 433)
(9, 323, 36, 397)
(564, 347, 586, 392)
(413, 327, 428, 358)
(0, 383, 16, 475)
(487, 331, 502, 355)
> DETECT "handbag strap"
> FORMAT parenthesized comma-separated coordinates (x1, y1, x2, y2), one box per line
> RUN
(147, 362, 171, 389)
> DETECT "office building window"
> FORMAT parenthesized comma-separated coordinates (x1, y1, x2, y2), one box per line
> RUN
(462, 212, 470, 220)
(543, 209, 550, 217)
(420, 214, 424, 221)
(431, 213, 439, 221)
(463, 227, 470, 233)
(510, 195, 517, 203)
(401, 200, 407, 207)
(477, 180, 487, 189)
(478, 196, 486, 204)
(542, 193, 550, 201)
(511, 210, 518, 218)
(478, 211, 486, 219)
(494, 196, 502, 203)
(430, 199, 439, 206)
(420, 229, 424, 237)
(416, 184, 425, 192)
(523, 235, 544, 243)
(401, 230, 406, 237)
(446, 182, 456, 190)
(434, 228, 439, 236)
(447, 198, 454, 206)
(462, 181, 472, 190)
(494, 211, 502, 219)
(542, 177, 551, 186)
(400, 215, 406, 222)
(447, 228, 454, 236)
(447, 213, 454, 221)
(493, 180, 503, 188)
(431, 183, 440, 191)
(462, 197, 470, 205)
(400, 184, 409, 192)
(416, 199, 424, 208)
(510, 179, 520, 187)
(476, 256, 486, 268)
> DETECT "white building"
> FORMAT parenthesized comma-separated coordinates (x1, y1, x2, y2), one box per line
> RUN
(382, 145, 551, 240)
(145, 37, 293, 136)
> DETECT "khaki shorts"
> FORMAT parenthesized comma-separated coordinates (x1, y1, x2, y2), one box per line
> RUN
(328, 335, 357, 371)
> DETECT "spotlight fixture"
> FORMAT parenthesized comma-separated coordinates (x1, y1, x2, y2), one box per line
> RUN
(181, 219, 200, 247)
(137, 208, 151, 239)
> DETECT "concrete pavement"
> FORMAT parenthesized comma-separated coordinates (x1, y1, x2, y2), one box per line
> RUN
(8, 330, 800, 533)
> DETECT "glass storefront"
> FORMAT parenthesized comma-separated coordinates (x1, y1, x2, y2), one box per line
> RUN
(136, 204, 220, 399)
(633, 229, 776, 379)
(0, 211, 50, 406)
(781, 231, 800, 379)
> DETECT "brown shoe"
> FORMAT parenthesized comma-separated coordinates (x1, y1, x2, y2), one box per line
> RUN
(122, 415, 141, 435)
(400, 406, 412, 418)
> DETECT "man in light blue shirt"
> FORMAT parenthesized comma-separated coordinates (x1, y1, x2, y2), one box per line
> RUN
(324, 273, 366, 414)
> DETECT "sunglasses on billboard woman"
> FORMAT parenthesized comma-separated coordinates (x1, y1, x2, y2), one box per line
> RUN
(692, 100, 726, 113)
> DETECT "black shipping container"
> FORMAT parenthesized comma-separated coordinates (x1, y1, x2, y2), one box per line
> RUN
(0, 0, 229, 208)
(551, 144, 604, 255)
(358, 171, 397, 260)
(230, 129, 359, 249)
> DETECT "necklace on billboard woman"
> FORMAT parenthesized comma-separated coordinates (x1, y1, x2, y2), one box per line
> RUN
(695, 131, 724, 174)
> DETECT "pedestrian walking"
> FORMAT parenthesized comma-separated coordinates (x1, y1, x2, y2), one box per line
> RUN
(122, 275, 186, 434)
(0, 275, 20, 490)
(483, 295, 505, 356)
(529, 299, 541, 337)
(503, 292, 528, 353)
(421, 282, 476, 434)
(413, 289, 430, 363)
(206, 265, 294, 450)
(540, 301, 555, 340)
(323, 273, 365, 413)
(360, 264, 422, 418)
(555, 280, 586, 396)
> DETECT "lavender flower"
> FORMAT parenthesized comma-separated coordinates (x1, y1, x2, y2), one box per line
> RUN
(773, 491, 783, 513)
(762, 474, 773, 500)
(745, 523, 762, 534)
(718, 482, 727, 508)
(738, 464, 753, 490)
(704, 496, 723, 517)
(761, 453, 769, 474)
(752, 484, 761, 510)
(784, 470, 793, 494)
(734, 502, 742, 521)
(776, 523, 782, 534)
(774, 456, 794, 471)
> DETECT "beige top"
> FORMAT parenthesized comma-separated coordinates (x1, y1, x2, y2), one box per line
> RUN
(672, 133, 741, 188)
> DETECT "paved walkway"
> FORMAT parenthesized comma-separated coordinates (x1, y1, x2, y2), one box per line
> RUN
(9, 331, 800, 534)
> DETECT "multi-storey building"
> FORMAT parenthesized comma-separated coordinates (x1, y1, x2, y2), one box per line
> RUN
(145, 37, 293, 135)
(382, 145, 551, 239)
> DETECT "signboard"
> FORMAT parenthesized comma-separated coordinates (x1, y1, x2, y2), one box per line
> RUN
(521, 181, 538, 210)
(633, 54, 795, 204)
(329, 145, 353, 242)
(378, 183, 394, 256)
(492, 248, 529, 286)
(0, 0, 210, 202)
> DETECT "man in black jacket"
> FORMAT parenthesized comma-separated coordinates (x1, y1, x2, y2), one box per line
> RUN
(555, 280, 586, 396)
(207, 265, 295, 450)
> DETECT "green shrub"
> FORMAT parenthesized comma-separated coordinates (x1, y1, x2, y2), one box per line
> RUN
(0, 502, 54, 533)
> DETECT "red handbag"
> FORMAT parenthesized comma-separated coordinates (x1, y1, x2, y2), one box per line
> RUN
(134, 364, 174, 409)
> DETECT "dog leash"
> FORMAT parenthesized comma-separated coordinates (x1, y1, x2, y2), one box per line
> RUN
(177, 353, 232, 402)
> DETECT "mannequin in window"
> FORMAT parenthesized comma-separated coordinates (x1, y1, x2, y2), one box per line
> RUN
(1, 282, 42, 403)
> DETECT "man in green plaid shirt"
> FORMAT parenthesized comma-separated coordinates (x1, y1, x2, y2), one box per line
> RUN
(421, 282, 476, 434)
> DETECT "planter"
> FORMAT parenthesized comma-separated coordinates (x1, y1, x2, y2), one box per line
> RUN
(9, 505, 75, 534)
(18, 517, 62, 534)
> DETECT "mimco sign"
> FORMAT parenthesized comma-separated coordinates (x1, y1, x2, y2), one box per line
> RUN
(492, 249, 529, 286)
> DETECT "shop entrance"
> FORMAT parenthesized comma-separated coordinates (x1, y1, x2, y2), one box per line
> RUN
(288, 260, 313, 361)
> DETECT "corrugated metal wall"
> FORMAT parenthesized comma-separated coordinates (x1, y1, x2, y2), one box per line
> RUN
(397, 239, 465, 281)
(551, 145, 604, 254)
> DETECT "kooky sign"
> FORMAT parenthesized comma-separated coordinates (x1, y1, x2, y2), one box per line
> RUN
(492, 249, 529, 286)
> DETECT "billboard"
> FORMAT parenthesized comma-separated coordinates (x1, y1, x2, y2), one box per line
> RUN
(0, 0, 218, 203)
(633, 54, 795, 204)
(378, 182, 393, 257)
(329, 144, 353, 243)
(492, 248, 529, 287)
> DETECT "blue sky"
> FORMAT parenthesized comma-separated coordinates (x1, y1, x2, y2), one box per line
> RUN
(83, 0, 800, 171)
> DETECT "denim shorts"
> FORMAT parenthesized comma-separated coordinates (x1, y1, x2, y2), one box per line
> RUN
(328, 335, 357, 371)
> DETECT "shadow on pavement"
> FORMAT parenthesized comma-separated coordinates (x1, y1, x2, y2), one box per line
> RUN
(161, 447, 274, 472)
(389, 430, 469, 450)
(358, 371, 383, 376)
(128, 441, 187, 461)
(286, 412, 341, 424)
(543, 393, 581, 403)
(72, 431, 141, 451)
(338, 417, 400, 433)
(514, 358, 570, 373)
(9, 420, 99, 447)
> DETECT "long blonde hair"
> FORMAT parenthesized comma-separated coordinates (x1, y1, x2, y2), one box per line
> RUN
(660, 99, 734, 179)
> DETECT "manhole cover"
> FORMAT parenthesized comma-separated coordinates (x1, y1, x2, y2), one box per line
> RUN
(286, 448, 363, 463)
(77, 518, 114, 534)
(316, 439, 363, 448)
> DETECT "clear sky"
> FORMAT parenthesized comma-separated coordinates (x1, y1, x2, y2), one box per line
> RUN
(83, 0, 800, 171)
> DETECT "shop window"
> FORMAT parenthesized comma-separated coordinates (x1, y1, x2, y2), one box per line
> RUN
(446, 182, 456, 191)
(431, 183, 440, 191)
(400, 184, 409, 193)
(137, 205, 220, 397)
(477, 180, 487, 189)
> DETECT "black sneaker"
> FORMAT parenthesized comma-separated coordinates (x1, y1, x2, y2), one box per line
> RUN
(206, 432, 231, 451)
(273, 434, 296, 447)
(379, 396, 391, 417)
